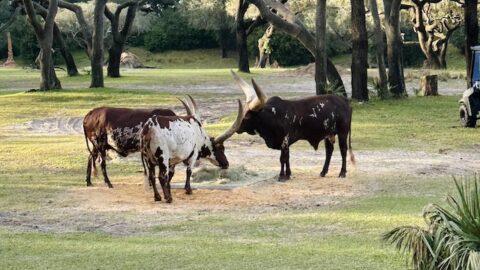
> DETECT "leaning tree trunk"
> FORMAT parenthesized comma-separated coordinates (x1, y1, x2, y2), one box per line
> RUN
(248, 0, 346, 95)
(351, 0, 369, 101)
(90, 0, 106, 88)
(369, 0, 387, 91)
(257, 24, 274, 68)
(53, 23, 78, 76)
(315, 0, 327, 95)
(384, 0, 406, 97)
(236, 0, 250, 73)
(465, 0, 478, 87)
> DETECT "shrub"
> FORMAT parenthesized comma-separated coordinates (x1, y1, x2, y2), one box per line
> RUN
(383, 175, 480, 270)
(247, 27, 313, 67)
(403, 42, 425, 68)
(144, 11, 217, 52)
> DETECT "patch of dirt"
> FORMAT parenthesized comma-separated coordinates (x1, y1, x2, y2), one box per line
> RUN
(14, 116, 84, 135)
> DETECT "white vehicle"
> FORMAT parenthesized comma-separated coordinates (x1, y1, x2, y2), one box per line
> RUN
(459, 46, 480, 127)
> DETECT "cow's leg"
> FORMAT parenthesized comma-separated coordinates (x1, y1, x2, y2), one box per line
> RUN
(148, 163, 161, 201)
(185, 166, 192, 195)
(99, 150, 113, 188)
(158, 163, 172, 203)
(86, 154, 93, 186)
(320, 139, 334, 177)
(85, 150, 98, 186)
(338, 133, 348, 178)
(279, 147, 290, 181)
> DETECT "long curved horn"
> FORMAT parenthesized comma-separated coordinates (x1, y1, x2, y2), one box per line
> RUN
(186, 94, 199, 117)
(231, 70, 256, 104)
(178, 98, 192, 116)
(214, 99, 245, 144)
(251, 78, 267, 109)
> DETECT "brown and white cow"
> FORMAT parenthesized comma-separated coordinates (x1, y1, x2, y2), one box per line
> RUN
(231, 71, 355, 180)
(140, 96, 244, 202)
(83, 107, 176, 188)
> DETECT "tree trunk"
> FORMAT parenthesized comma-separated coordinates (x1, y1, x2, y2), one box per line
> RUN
(39, 45, 61, 90)
(384, 0, 406, 97)
(90, 0, 106, 88)
(22, 0, 61, 90)
(236, 0, 250, 73)
(53, 23, 78, 76)
(369, 0, 387, 91)
(351, 0, 369, 101)
(4, 32, 16, 67)
(107, 42, 122, 78)
(315, 0, 327, 95)
(219, 28, 229, 58)
(423, 52, 444, 69)
(465, 0, 478, 87)
(420, 75, 438, 96)
(104, 3, 138, 78)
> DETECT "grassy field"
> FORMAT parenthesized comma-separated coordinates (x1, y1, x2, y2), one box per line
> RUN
(0, 61, 478, 269)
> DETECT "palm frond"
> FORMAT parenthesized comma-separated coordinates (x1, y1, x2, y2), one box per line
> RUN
(383, 175, 480, 270)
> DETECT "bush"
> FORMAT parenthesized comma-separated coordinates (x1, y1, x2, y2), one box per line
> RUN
(383, 176, 480, 270)
(144, 11, 217, 52)
(247, 27, 313, 67)
(0, 17, 39, 64)
(403, 42, 425, 68)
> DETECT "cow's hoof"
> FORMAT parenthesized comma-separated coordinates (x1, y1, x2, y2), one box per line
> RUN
(338, 172, 346, 178)
(106, 183, 114, 188)
(278, 175, 290, 182)
(320, 171, 327, 177)
(154, 196, 162, 202)
(86, 182, 93, 187)
(166, 198, 173, 203)
(185, 189, 192, 195)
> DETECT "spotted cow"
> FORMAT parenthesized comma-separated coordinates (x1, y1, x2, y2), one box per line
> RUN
(82, 107, 176, 188)
(140, 96, 244, 202)
(231, 71, 355, 181)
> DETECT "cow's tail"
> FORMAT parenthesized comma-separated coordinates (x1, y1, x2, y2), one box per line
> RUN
(348, 108, 356, 165)
(140, 126, 151, 191)
(83, 124, 98, 177)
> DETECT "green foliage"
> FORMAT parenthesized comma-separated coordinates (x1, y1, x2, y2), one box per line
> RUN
(247, 27, 313, 66)
(144, 11, 217, 52)
(368, 76, 390, 100)
(383, 176, 480, 270)
(450, 29, 466, 54)
(270, 32, 314, 66)
(403, 42, 425, 68)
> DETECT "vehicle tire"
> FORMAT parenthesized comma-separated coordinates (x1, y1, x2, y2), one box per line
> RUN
(459, 103, 477, 127)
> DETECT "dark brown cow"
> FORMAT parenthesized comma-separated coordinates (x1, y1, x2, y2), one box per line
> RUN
(232, 71, 355, 180)
(83, 107, 176, 188)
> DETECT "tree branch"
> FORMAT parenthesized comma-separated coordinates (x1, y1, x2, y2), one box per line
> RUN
(22, 0, 43, 37)
(0, 7, 21, 33)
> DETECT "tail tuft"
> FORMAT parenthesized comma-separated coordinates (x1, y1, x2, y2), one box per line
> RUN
(349, 148, 356, 165)
(92, 156, 98, 177)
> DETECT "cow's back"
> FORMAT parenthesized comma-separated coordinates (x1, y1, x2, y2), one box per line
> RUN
(278, 95, 351, 149)
(83, 107, 176, 154)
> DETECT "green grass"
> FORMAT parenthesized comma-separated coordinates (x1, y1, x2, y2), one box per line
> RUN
(0, 63, 477, 269)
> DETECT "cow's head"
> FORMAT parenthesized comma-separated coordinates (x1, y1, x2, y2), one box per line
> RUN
(179, 95, 244, 169)
(231, 71, 290, 149)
